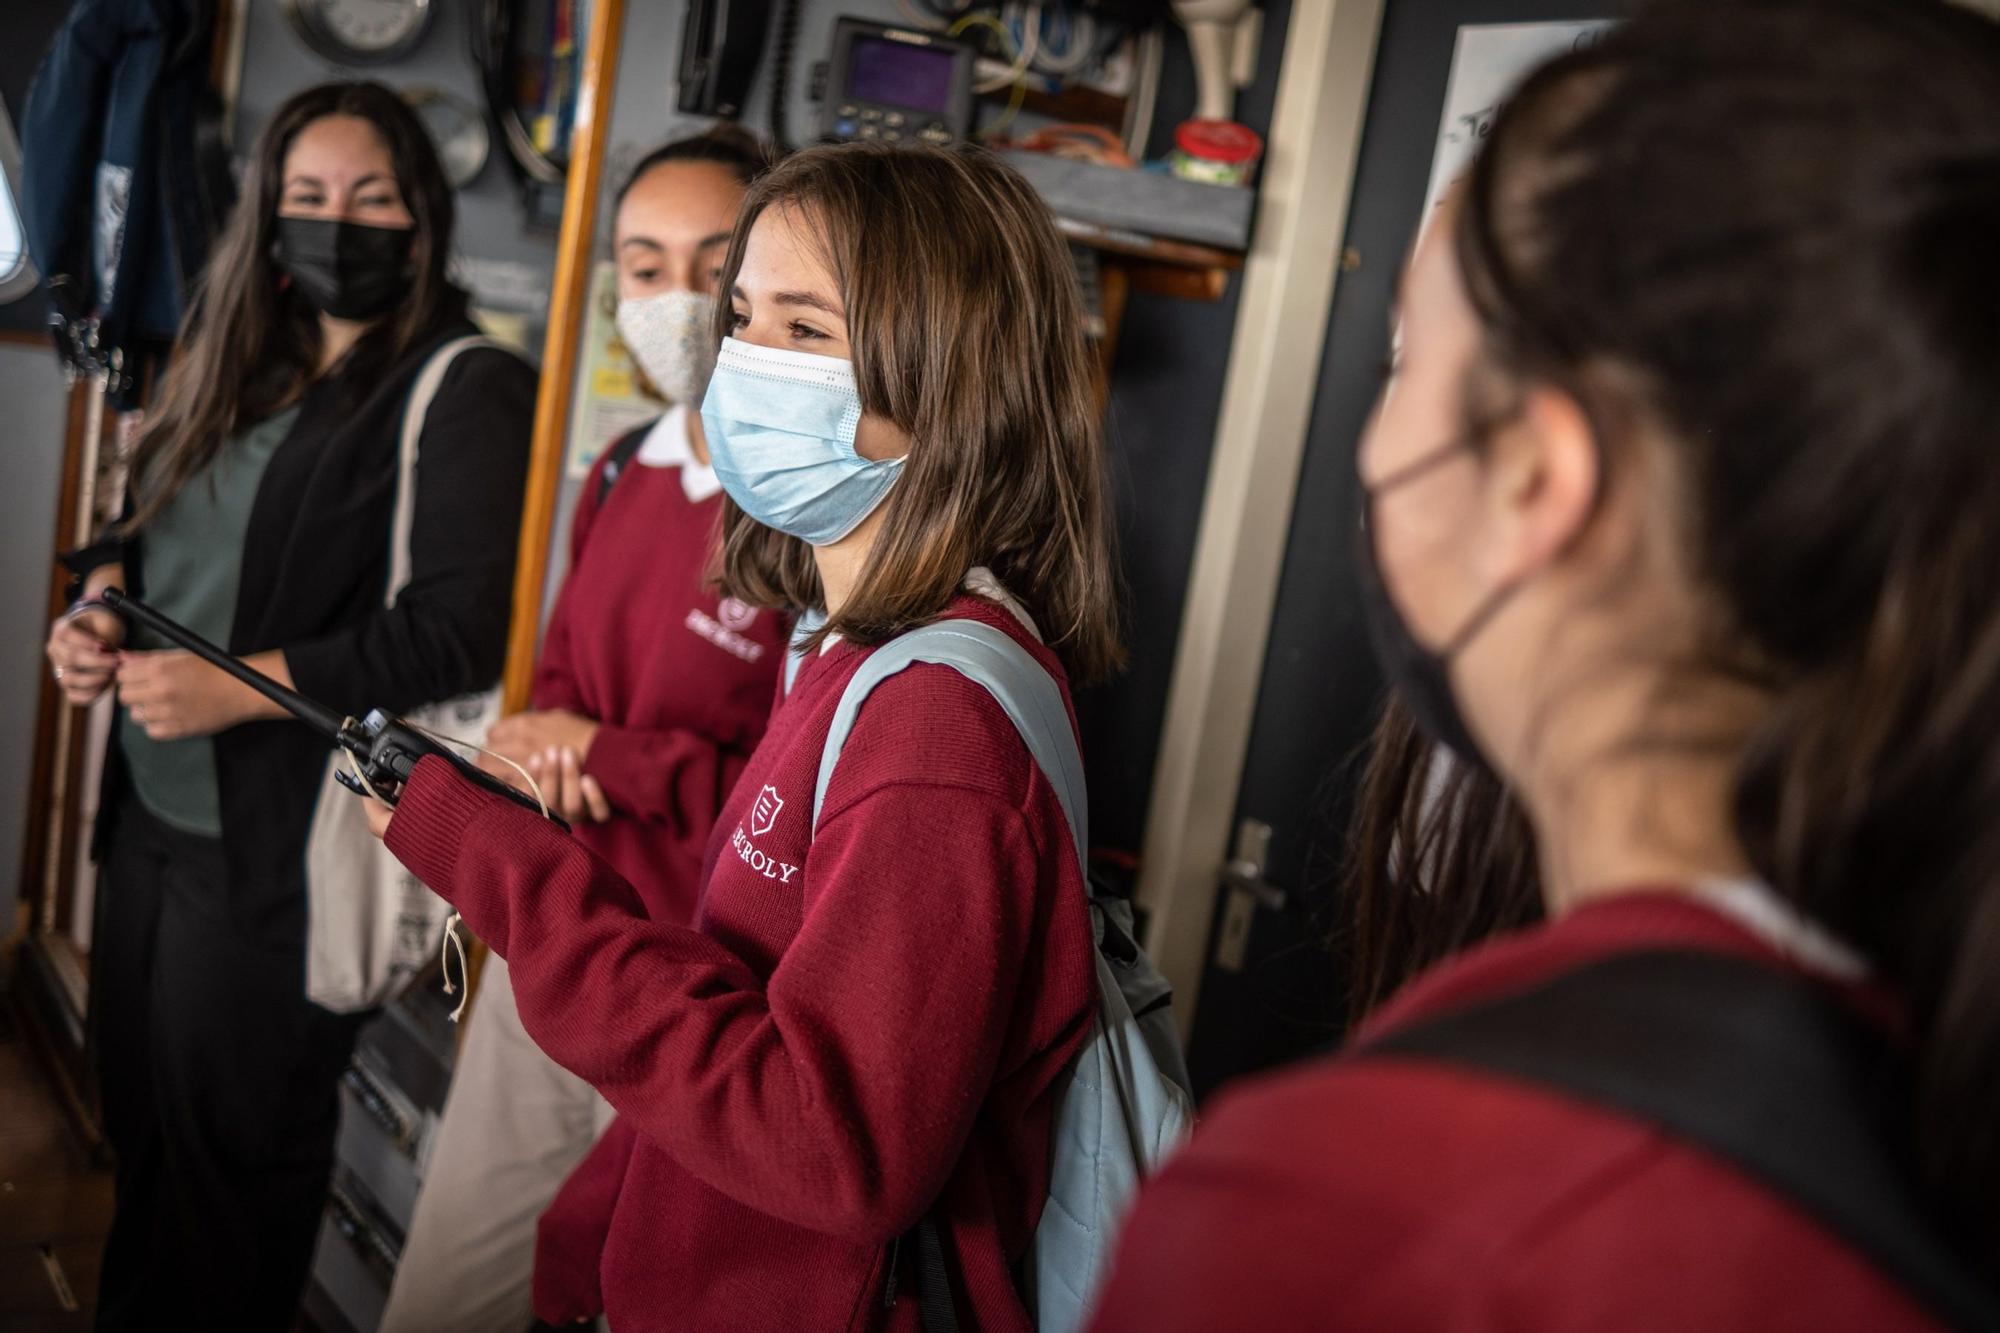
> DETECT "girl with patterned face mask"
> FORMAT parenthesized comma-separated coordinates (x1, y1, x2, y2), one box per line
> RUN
(376, 127, 789, 1333)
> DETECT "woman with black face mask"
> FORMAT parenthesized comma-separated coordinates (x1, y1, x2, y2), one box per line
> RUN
(42, 81, 534, 1328)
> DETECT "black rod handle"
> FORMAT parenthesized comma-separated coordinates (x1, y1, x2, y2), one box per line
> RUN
(100, 588, 566, 829)
(100, 587, 348, 740)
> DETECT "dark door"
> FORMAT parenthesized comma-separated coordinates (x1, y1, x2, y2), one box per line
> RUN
(1183, 0, 1620, 1100)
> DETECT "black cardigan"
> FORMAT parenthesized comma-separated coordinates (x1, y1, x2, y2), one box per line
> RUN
(70, 309, 536, 944)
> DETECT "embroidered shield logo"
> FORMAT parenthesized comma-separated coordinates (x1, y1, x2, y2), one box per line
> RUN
(751, 785, 784, 837)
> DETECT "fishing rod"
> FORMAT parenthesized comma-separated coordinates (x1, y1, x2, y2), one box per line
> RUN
(99, 587, 565, 828)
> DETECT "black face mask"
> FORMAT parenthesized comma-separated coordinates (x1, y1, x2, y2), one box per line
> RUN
(1355, 439, 1521, 774)
(273, 216, 415, 321)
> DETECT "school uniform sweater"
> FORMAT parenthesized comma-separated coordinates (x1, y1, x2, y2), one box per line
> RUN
(1087, 893, 1941, 1333)
(385, 594, 1098, 1332)
(533, 407, 785, 926)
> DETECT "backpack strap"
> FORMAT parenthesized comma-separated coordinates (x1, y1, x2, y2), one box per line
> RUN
(810, 618, 1085, 1333)
(1361, 949, 1999, 1331)
(912, 1218, 959, 1333)
(593, 425, 650, 509)
(809, 619, 1087, 866)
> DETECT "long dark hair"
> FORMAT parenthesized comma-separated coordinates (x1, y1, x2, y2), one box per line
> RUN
(711, 143, 1124, 681)
(1345, 0, 2000, 1258)
(127, 81, 458, 529)
(1343, 700, 1540, 1017)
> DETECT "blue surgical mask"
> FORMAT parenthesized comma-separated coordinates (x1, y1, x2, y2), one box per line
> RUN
(700, 337, 905, 546)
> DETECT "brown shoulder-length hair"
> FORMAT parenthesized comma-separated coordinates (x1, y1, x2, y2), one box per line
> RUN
(126, 81, 458, 530)
(710, 142, 1124, 682)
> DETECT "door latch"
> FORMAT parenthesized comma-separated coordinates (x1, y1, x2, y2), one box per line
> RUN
(1213, 818, 1287, 973)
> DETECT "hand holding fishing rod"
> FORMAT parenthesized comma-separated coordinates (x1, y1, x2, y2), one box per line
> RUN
(97, 587, 567, 830)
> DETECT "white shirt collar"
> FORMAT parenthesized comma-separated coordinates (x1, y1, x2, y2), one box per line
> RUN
(1689, 877, 1870, 981)
(964, 566, 1040, 641)
(633, 402, 723, 503)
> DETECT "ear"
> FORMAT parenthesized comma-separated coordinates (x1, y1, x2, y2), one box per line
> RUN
(854, 412, 913, 463)
(1482, 384, 1600, 583)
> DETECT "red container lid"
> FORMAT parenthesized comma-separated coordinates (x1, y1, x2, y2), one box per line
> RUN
(1174, 118, 1264, 165)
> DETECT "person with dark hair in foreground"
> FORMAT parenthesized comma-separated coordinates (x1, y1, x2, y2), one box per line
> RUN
(1090, 1, 2000, 1328)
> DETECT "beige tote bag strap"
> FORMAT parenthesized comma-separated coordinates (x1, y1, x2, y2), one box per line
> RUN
(387, 336, 505, 604)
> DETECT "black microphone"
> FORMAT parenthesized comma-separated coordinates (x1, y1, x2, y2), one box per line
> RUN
(99, 587, 567, 829)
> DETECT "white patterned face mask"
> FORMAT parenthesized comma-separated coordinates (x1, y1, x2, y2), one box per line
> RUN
(615, 289, 720, 407)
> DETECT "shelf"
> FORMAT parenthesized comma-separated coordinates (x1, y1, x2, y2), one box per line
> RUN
(1000, 148, 1256, 259)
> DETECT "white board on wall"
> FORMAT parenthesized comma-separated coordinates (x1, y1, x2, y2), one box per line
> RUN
(1420, 21, 1613, 220)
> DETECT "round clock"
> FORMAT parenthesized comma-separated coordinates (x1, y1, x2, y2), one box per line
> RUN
(404, 87, 492, 189)
(282, 0, 435, 65)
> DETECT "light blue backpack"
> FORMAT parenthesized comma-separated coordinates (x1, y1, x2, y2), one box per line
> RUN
(788, 617, 1196, 1332)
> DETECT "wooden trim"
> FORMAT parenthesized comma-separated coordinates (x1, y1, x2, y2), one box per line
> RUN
(38, 388, 110, 939)
(1125, 263, 1230, 303)
(501, 0, 626, 716)
(1017, 83, 1128, 128)
(9, 941, 103, 1153)
(14, 381, 91, 945)
(209, 0, 237, 86)
(464, 0, 627, 1039)
(1092, 261, 1131, 404)
(1133, 0, 1385, 1039)
(45, 700, 91, 943)
(1055, 218, 1244, 271)
(0, 329, 49, 347)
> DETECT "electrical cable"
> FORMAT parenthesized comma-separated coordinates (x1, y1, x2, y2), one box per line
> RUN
(983, 78, 1031, 139)
(342, 715, 554, 1025)
(952, 8, 1039, 95)
(440, 913, 471, 1021)
(1122, 22, 1165, 162)
(1031, 5, 1099, 77)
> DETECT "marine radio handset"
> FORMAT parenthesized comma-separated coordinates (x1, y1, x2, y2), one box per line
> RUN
(98, 588, 566, 829)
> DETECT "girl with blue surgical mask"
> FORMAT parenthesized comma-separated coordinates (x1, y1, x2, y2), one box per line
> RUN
(364, 142, 1121, 1332)
(377, 127, 788, 1333)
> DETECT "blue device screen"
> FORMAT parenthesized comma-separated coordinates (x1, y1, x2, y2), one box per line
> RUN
(847, 36, 955, 111)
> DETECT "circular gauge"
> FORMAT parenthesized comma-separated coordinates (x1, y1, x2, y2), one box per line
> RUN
(282, 0, 434, 65)
(404, 87, 491, 189)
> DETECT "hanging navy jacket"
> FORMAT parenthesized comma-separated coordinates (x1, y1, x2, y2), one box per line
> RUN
(19, 0, 230, 403)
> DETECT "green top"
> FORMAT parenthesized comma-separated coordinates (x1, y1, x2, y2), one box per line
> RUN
(119, 406, 302, 837)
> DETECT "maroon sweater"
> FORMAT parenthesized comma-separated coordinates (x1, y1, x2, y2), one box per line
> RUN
(534, 430, 785, 925)
(1088, 894, 1940, 1332)
(386, 595, 1097, 1332)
